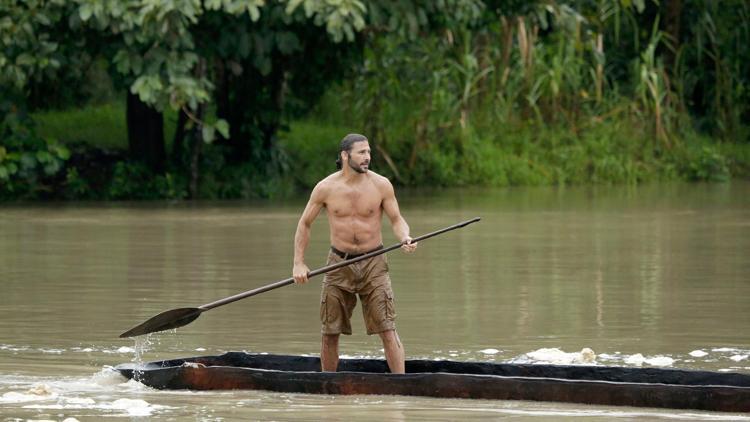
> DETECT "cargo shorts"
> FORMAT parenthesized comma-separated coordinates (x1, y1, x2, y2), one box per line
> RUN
(320, 250, 397, 335)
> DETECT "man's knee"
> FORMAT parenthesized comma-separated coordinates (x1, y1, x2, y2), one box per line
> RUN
(322, 333, 340, 346)
(378, 330, 400, 346)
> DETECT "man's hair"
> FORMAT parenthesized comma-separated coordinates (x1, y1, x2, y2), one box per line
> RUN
(336, 133, 368, 169)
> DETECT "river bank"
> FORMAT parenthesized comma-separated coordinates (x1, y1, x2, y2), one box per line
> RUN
(2, 102, 747, 201)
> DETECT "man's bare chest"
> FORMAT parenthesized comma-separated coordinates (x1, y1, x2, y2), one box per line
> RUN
(325, 186, 382, 218)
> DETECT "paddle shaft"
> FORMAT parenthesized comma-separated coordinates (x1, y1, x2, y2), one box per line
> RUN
(198, 217, 481, 311)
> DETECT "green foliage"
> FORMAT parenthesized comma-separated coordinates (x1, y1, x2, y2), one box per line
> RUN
(34, 102, 127, 148)
(286, 0, 367, 42)
(675, 1, 750, 140)
(681, 145, 730, 183)
(3, 0, 750, 201)
(1, 0, 384, 183)
(197, 161, 295, 199)
(63, 167, 91, 198)
(0, 0, 65, 90)
(106, 161, 153, 200)
(279, 119, 350, 188)
(716, 141, 750, 179)
(279, 115, 748, 190)
(33, 101, 177, 149)
(107, 161, 188, 200)
(5, 103, 750, 200)
(59, 0, 374, 134)
(319, 0, 748, 192)
(0, 102, 70, 199)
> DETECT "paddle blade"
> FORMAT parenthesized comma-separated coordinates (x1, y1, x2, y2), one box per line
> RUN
(119, 307, 203, 338)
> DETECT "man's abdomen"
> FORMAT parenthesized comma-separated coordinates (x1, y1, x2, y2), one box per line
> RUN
(328, 215, 383, 253)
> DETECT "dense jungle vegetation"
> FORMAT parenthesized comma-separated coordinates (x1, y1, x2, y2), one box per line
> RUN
(1, 0, 748, 200)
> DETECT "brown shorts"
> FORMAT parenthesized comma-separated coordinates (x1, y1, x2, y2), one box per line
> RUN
(320, 250, 396, 335)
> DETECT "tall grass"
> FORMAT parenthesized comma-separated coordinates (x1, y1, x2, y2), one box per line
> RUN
(298, 0, 749, 188)
(33, 101, 178, 149)
(280, 108, 745, 188)
(22, 0, 750, 198)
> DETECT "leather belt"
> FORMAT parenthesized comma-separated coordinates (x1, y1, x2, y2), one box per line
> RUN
(331, 245, 383, 260)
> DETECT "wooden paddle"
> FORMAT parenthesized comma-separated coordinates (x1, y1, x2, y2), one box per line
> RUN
(119, 217, 480, 338)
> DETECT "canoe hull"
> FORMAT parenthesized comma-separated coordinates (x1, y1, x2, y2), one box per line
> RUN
(115, 353, 750, 413)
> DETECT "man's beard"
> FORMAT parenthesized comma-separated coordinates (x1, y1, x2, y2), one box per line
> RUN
(347, 155, 369, 173)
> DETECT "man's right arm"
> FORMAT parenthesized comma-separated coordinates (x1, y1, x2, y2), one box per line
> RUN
(293, 183, 325, 284)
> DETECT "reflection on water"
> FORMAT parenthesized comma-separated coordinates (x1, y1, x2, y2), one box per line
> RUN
(1, 182, 749, 419)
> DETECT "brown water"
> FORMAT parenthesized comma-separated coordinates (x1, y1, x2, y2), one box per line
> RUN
(1, 183, 749, 420)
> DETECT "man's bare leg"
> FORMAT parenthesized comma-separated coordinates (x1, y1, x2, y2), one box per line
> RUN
(321, 334, 340, 372)
(379, 330, 405, 374)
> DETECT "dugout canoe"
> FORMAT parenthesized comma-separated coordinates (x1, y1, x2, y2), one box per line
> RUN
(115, 352, 750, 413)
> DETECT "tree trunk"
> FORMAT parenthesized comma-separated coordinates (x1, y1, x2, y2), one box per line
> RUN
(662, 0, 682, 71)
(188, 117, 203, 200)
(220, 61, 287, 164)
(126, 92, 165, 172)
(182, 104, 206, 200)
(259, 65, 288, 154)
(171, 108, 188, 165)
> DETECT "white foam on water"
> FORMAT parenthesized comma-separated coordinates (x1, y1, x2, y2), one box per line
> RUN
(339, 353, 380, 359)
(27, 384, 55, 396)
(448, 406, 750, 420)
(100, 347, 131, 354)
(0, 363, 182, 419)
(3, 343, 187, 355)
(0, 383, 59, 404)
(515, 348, 597, 365)
(2, 371, 173, 417)
(597, 353, 618, 360)
(65, 397, 97, 405)
(622, 353, 675, 367)
(479, 348, 500, 355)
(712, 347, 740, 352)
(68, 346, 96, 353)
(624, 353, 646, 365)
(0, 344, 30, 352)
(645, 356, 675, 366)
(92, 367, 129, 386)
(108, 398, 158, 416)
(21, 396, 171, 417)
(1, 390, 58, 403)
(730, 354, 748, 362)
(119, 378, 156, 393)
(689, 350, 708, 357)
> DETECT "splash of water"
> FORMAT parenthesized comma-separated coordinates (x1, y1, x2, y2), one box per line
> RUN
(129, 329, 180, 380)
(131, 334, 155, 382)
(132, 334, 153, 365)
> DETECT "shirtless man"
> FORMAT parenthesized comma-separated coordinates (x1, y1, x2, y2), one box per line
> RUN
(292, 133, 417, 374)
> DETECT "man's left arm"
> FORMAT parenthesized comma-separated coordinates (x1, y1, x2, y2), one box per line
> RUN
(381, 179, 417, 253)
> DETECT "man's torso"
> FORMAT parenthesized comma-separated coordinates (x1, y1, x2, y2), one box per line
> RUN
(321, 172, 385, 254)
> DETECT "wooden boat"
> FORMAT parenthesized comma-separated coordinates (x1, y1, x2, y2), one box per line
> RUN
(115, 352, 750, 413)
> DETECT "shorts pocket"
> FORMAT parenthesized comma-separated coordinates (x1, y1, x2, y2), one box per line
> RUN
(384, 292, 395, 320)
(320, 298, 328, 323)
